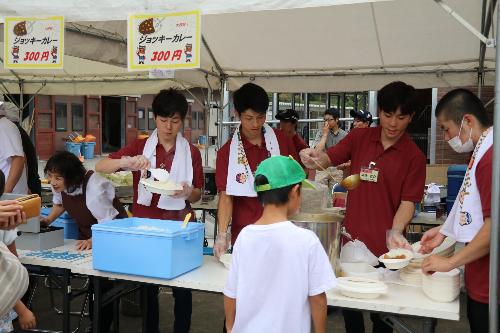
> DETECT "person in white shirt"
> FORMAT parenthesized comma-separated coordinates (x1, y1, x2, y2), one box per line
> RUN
(40, 151, 128, 251)
(224, 156, 337, 333)
(0, 170, 29, 318)
(0, 229, 37, 332)
(0, 103, 28, 194)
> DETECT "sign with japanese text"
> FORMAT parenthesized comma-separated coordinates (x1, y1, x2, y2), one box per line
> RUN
(4, 16, 64, 69)
(128, 11, 200, 71)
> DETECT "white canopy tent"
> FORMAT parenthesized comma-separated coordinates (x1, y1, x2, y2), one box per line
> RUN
(0, 0, 495, 94)
(1, 1, 500, 332)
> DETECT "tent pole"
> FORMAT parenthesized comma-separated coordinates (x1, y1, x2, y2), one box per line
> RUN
(217, 79, 226, 149)
(202, 35, 225, 78)
(430, 88, 438, 164)
(205, 78, 213, 167)
(478, 0, 498, 96)
(19, 80, 24, 117)
(435, 0, 495, 46)
(489, 2, 500, 332)
(0, 82, 21, 109)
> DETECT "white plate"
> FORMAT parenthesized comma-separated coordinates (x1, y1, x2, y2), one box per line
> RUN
(411, 237, 456, 260)
(140, 178, 182, 195)
(379, 249, 413, 270)
(336, 277, 388, 299)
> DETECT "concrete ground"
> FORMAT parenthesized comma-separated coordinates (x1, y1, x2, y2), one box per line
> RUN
(15, 274, 469, 333)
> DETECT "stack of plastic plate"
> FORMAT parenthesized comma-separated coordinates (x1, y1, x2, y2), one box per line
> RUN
(398, 238, 456, 286)
(410, 237, 456, 266)
(336, 277, 388, 299)
(399, 266, 423, 285)
(422, 269, 460, 302)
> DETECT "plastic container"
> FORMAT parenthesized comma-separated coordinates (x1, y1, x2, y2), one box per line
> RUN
(92, 218, 205, 279)
(198, 135, 207, 145)
(40, 207, 79, 240)
(81, 142, 96, 159)
(378, 249, 413, 270)
(65, 142, 82, 157)
(447, 165, 467, 198)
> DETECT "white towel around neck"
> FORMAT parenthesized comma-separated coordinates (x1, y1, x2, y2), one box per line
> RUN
(440, 128, 493, 242)
(226, 123, 280, 197)
(137, 130, 193, 210)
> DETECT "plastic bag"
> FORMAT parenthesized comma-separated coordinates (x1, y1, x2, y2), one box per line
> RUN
(340, 239, 379, 266)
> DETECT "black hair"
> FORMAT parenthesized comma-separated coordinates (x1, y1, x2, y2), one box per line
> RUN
(324, 108, 340, 119)
(233, 83, 269, 115)
(435, 88, 492, 127)
(377, 81, 417, 116)
(44, 151, 86, 193)
(254, 174, 300, 206)
(0, 170, 4, 196)
(152, 88, 188, 120)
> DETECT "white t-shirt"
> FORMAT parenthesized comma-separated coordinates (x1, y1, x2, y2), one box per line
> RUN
(0, 229, 18, 247)
(52, 172, 120, 223)
(223, 221, 337, 333)
(0, 117, 28, 194)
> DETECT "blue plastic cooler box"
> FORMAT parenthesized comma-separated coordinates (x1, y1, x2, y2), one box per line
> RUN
(447, 165, 467, 197)
(91, 218, 205, 279)
(40, 207, 79, 240)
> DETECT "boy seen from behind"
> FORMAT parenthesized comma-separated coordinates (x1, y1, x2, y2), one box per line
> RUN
(223, 156, 336, 333)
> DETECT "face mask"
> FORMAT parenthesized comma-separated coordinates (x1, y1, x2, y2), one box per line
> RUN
(448, 118, 474, 153)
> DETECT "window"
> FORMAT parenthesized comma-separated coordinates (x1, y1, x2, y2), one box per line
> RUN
(148, 108, 156, 130)
(344, 94, 356, 117)
(126, 101, 135, 115)
(329, 94, 340, 110)
(192, 111, 198, 129)
(356, 92, 368, 112)
(55, 102, 67, 131)
(38, 95, 51, 109)
(138, 108, 146, 130)
(71, 103, 84, 132)
(278, 93, 293, 112)
(38, 114, 52, 129)
(198, 111, 205, 130)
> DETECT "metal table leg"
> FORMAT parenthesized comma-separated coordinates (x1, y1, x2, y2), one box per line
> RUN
(141, 285, 149, 333)
(113, 296, 120, 333)
(423, 317, 437, 333)
(62, 269, 71, 333)
(380, 314, 437, 333)
(93, 277, 101, 333)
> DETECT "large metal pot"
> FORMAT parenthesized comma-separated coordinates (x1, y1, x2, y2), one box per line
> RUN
(291, 212, 344, 275)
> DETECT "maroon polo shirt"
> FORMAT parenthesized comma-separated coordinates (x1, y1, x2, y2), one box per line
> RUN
(464, 147, 499, 304)
(109, 138, 204, 221)
(216, 128, 299, 244)
(291, 133, 309, 154)
(326, 127, 426, 256)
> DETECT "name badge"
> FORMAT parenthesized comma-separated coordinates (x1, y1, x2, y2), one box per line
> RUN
(360, 166, 379, 183)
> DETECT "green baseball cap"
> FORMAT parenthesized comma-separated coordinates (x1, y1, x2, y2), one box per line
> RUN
(254, 155, 315, 192)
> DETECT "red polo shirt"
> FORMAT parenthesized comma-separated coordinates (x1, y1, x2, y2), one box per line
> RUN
(109, 138, 204, 221)
(464, 147, 499, 304)
(216, 128, 299, 244)
(326, 127, 426, 256)
(291, 133, 309, 154)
